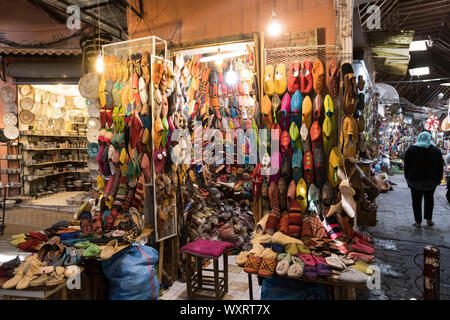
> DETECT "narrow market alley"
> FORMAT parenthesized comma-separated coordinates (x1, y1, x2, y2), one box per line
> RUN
(360, 174, 450, 300)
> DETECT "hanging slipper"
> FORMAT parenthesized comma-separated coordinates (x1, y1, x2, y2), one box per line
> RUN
(326, 57, 340, 98)
(296, 178, 308, 212)
(313, 144, 326, 188)
(303, 151, 315, 187)
(278, 211, 289, 234)
(302, 95, 313, 130)
(263, 64, 275, 96)
(281, 92, 291, 115)
(275, 63, 287, 95)
(287, 61, 301, 93)
(300, 60, 313, 95)
(312, 60, 325, 94)
(340, 179, 357, 218)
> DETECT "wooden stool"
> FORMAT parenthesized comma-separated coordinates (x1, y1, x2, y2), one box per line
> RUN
(180, 238, 233, 300)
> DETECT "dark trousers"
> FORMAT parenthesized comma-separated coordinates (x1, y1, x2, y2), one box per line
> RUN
(410, 188, 435, 223)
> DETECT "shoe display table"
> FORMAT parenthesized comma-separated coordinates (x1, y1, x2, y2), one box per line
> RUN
(0, 281, 68, 300)
(247, 273, 368, 300)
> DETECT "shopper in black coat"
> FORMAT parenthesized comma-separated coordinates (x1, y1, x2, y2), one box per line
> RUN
(404, 132, 444, 228)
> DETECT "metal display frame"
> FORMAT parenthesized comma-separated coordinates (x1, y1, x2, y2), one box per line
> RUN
(102, 36, 177, 242)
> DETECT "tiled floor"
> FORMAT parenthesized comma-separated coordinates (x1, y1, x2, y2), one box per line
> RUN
(160, 255, 262, 300)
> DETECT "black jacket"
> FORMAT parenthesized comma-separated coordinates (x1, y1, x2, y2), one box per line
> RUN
(404, 145, 444, 191)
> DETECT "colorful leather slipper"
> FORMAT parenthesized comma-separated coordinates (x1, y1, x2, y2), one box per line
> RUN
(313, 144, 326, 188)
(275, 63, 287, 95)
(300, 123, 311, 153)
(328, 147, 340, 188)
(261, 95, 273, 130)
(322, 115, 335, 156)
(302, 95, 313, 129)
(340, 179, 357, 218)
(324, 94, 335, 118)
(300, 60, 313, 95)
(296, 178, 308, 212)
(312, 60, 325, 94)
(264, 65, 275, 96)
(292, 147, 303, 184)
(313, 255, 333, 276)
(303, 151, 315, 187)
(244, 256, 262, 274)
(347, 252, 375, 264)
(281, 92, 291, 115)
(288, 61, 301, 93)
(326, 57, 340, 98)
(298, 253, 316, 266)
(340, 116, 359, 160)
(313, 94, 323, 121)
(310, 120, 321, 143)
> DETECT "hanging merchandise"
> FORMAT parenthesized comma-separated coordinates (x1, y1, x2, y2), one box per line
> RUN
(173, 42, 258, 250)
(235, 44, 379, 285)
(425, 115, 439, 131)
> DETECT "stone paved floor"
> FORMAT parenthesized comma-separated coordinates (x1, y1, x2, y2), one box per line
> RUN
(358, 174, 450, 300)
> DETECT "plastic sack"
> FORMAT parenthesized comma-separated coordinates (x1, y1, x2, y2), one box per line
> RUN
(261, 276, 326, 300)
(102, 244, 159, 300)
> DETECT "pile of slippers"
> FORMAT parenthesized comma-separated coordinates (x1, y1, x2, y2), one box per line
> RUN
(238, 229, 376, 283)
(1, 255, 82, 290)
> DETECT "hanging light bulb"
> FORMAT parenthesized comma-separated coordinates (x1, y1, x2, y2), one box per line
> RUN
(267, 0, 281, 37)
(226, 62, 237, 85)
(96, 52, 104, 73)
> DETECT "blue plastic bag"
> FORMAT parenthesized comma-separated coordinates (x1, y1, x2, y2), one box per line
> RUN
(102, 244, 159, 300)
(261, 276, 326, 300)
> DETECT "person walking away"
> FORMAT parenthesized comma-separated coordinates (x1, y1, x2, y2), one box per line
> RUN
(404, 132, 443, 228)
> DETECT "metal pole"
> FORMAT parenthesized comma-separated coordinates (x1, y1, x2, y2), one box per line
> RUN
(423, 245, 440, 300)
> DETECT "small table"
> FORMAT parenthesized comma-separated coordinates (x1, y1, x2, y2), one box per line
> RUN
(247, 273, 367, 300)
(0, 281, 68, 300)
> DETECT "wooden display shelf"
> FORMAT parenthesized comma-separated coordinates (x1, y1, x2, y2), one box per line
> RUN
(26, 160, 87, 166)
(21, 134, 87, 138)
(23, 148, 87, 151)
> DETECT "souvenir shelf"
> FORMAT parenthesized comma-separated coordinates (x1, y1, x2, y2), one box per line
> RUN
(0, 141, 23, 197)
(17, 85, 90, 197)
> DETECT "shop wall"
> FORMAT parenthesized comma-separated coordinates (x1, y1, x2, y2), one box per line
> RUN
(128, 0, 336, 44)
(0, 76, 19, 186)
(0, 0, 81, 50)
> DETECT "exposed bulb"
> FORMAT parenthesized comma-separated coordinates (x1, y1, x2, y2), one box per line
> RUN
(96, 53, 104, 73)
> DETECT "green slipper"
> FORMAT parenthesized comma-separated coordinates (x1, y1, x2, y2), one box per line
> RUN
(82, 244, 102, 257)
(74, 241, 92, 249)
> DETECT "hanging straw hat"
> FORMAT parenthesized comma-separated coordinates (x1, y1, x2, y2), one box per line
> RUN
(78, 72, 100, 99)
(1, 86, 15, 103)
(20, 85, 33, 96)
(441, 116, 450, 132)
(19, 110, 35, 124)
(3, 113, 17, 126)
(20, 96, 35, 110)
(4, 126, 19, 140)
